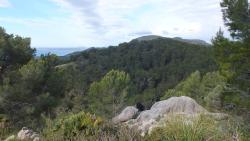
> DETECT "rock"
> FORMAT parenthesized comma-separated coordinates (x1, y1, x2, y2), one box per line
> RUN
(4, 135, 15, 141)
(17, 127, 40, 141)
(112, 106, 139, 124)
(150, 96, 207, 114)
(121, 96, 228, 136)
(135, 96, 206, 123)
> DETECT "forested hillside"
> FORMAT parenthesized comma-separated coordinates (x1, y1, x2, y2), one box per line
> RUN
(68, 37, 216, 110)
(0, 28, 216, 126)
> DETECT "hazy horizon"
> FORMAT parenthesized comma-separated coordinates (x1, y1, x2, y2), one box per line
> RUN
(35, 47, 87, 56)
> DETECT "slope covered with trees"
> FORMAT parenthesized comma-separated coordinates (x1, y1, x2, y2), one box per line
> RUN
(69, 38, 216, 109)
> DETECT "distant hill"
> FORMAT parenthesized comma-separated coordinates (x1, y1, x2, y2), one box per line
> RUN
(133, 35, 210, 46)
(134, 35, 165, 41)
(61, 36, 210, 59)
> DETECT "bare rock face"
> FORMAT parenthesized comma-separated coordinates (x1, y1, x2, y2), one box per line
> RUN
(16, 127, 40, 141)
(136, 96, 207, 124)
(113, 96, 228, 136)
(112, 106, 139, 124)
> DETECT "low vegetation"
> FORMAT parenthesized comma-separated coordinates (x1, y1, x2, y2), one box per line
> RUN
(146, 114, 242, 141)
(42, 112, 142, 141)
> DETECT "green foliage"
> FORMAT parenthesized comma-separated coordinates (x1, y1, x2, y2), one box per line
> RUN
(174, 71, 201, 100)
(88, 70, 131, 117)
(213, 0, 250, 85)
(0, 27, 35, 82)
(161, 89, 186, 100)
(204, 85, 224, 109)
(212, 30, 248, 80)
(0, 54, 67, 127)
(161, 71, 227, 110)
(212, 1, 250, 133)
(44, 112, 103, 139)
(221, 0, 250, 41)
(200, 71, 227, 93)
(43, 118, 142, 141)
(19, 59, 46, 87)
(70, 38, 216, 108)
(146, 114, 242, 141)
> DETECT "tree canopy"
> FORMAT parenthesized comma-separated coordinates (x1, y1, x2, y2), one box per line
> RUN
(0, 27, 35, 82)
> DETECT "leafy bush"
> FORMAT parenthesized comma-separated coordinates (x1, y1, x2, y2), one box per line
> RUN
(204, 85, 224, 109)
(161, 71, 227, 110)
(44, 112, 103, 139)
(42, 112, 143, 141)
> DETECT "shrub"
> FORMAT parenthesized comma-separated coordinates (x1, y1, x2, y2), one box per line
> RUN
(204, 85, 224, 110)
(161, 71, 227, 110)
(43, 112, 103, 139)
(42, 114, 142, 141)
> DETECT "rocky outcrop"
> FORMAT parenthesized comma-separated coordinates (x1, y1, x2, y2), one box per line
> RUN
(16, 127, 40, 141)
(112, 106, 138, 124)
(113, 96, 228, 136)
(136, 96, 207, 124)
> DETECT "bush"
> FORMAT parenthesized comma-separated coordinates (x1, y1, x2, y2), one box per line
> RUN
(161, 71, 227, 110)
(43, 112, 103, 139)
(42, 112, 142, 141)
(204, 85, 224, 110)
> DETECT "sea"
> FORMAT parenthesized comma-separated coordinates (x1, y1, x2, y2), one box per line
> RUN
(35, 48, 86, 56)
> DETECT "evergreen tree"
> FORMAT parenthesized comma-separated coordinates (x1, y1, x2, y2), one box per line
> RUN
(213, 0, 250, 93)
(221, 0, 250, 42)
(88, 70, 131, 117)
(0, 27, 35, 82)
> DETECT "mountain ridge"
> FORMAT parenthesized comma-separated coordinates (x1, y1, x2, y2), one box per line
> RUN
(133, 35, 211, 46)
(62, 35, 210, 59)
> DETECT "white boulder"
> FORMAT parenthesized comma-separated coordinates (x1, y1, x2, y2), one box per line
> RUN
(120, 96, 228, 136)
(16, 127, 40, 141)
(112, 106, 138, 124)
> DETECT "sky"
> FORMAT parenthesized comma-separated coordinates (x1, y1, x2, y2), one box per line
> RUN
(0, 0, 227, 48)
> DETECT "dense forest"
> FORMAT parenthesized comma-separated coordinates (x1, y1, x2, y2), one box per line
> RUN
(0, 25, 217, 126)
(0, 0, 250, 140)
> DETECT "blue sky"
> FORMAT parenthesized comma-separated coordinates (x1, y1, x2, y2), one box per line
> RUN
(0, 0, 227, 48)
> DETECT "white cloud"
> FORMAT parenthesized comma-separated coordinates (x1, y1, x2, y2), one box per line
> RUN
(49, 0, 225, 44)
(1, 0, 226, 47)
(0, 0, 11, 8)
